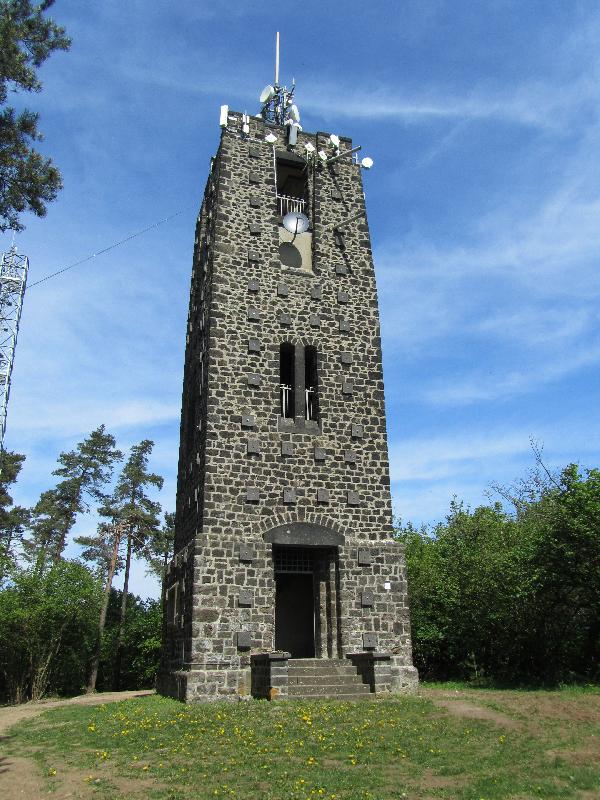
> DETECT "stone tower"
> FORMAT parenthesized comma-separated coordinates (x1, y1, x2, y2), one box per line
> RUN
(158, 85, 418, 702)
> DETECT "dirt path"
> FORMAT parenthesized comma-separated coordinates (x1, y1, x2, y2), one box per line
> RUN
(0, 690, 155, 799)
(0, 689, 155, 737)
(421, 687, 521, 729)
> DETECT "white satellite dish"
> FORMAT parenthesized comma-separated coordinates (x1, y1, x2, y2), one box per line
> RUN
(330, 134, 340, 148)
(265, 132, 277, 144)
(361, 157, 374, 169)
(260, 85, 275, 104)
(283, 211, 310, 236)
(318, 149, 328, 161)
(288, 104, 301, 122)
(304, 142, 315, 153)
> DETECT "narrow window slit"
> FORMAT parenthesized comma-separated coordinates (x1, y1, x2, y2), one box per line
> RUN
(280, 343, 295, 418)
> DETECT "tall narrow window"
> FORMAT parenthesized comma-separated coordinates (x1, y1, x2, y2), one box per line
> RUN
(280, 343, 295, 418)
(276, 156, 308, 217)
(305, 346, 319, 422)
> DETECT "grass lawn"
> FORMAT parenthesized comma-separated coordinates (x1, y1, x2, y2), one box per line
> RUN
(3, 685, 600, 799)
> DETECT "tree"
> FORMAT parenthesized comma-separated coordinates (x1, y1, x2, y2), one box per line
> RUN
(399, 457, 600, 685)
(0, 0, 71, 232)
(91, 440, 162, 690)
(96, 590, 162, 691)
(0, 449, 29, 581)
(0, 559, 100, 702)
(24, 425, 122, 571)
(145, 511, 174, 604)
(76, 519, 127, 692)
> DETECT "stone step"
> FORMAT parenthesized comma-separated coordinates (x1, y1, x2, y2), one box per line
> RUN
(288, 693, 374, 701)
(288, 674, 365, 686)
(288, 666, 359, 678)
(288, 659, 348, 667)
(288, 684, 371, 697)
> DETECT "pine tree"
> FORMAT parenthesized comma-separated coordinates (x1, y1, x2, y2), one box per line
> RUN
(144, 511, 174, 646)
(103, 440, 163, 689)
(76, 520, 127, 692)
(24, 426, 122, 571)
(0, 449, 29, 580)
(0, 0, 71, 232)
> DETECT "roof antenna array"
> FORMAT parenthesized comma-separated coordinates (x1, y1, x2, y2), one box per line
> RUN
(259, 32, 301, 134)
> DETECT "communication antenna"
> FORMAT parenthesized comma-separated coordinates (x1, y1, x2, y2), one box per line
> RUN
(0, 245, 29, 452)
(259, 32, 300, 128)
(282, 211, 309, 243)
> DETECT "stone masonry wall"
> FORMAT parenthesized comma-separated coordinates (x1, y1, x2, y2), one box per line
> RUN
(159, 110, 416, 700)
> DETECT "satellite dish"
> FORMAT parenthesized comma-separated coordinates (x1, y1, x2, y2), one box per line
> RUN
(304, 142, 315, 153)
(288, 104, 301, 122)
(330, 134, 340, 148)
(361, 157, 374, 169)
(318, 149, 328, 161)
(260, 85, 275, 104)
(265, 132, 277, 144)
(283, 211, 310, 236)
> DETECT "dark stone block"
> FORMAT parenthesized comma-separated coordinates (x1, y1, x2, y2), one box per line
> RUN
(363, 632, 377, 649)
(344, 449, 357, 464)
(247, 373, 261, 388)
(247, 306, 261, 322)
(249, 171, 261, 184)
(247, 438, 261, 454)
(341, 351, 353, 365)
(245, 487, 260, 503)
(351, 423, 364, 439)
(238, 589, 253, 607)
(247, 278, 259, 292)
(241, 414, 255, 428)
(317, 488, 329, 503)
(338, 291, 349, 304)
(314, 446, 326, 461)
(281, 441, 293, 456)
(339, 318, 350, 333)
(309, 314, 321, 328)
(249, 196, 261, 208)
(361, 590, 374, 607)
(249, 223, 262, 235)
(277, 283, 289, 297)
(283, 487, 296, 504)
(248, 249, 260, 263)
(358, 549, 372, 566)
(279, 311, 292, 326)
(248, 146, 261, 159)
(331, 188, 343, 200)
(335, 263, 348, 275)
(264, 522, 345, 547)
(248, 337, 260, 353)
(311, 284, 323, 300)
(347, 490, 361, 506)
(238, 545, 254, 562)
(236, 630, 251, 649)
(342, 378, 354, 395)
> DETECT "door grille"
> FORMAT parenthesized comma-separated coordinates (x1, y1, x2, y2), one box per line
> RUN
(274, 547, 314, 574)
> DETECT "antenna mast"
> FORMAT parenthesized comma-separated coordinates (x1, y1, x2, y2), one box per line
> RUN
(0, 245, 29, 452)
(259, 32, 298, 127)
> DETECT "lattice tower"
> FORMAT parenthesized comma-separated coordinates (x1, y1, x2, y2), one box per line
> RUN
(0, 246, 29, 451)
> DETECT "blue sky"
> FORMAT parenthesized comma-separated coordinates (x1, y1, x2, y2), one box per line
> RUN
(3, 1, 600, 598)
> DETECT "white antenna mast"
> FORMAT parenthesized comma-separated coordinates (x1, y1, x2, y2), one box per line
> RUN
(275, 31, 280, 86)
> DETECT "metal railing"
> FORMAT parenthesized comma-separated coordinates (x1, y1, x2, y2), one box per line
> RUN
(277, 194, 306, 217)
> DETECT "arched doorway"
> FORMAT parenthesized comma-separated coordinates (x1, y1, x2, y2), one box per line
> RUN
(265, 523, 344, 659)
